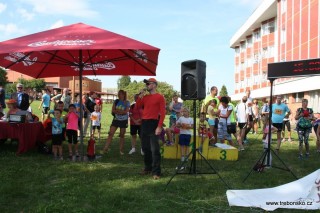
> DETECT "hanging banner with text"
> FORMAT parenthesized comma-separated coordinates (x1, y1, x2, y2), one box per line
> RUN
(268, 58, 320, 79)
(226, 169, 320, 211)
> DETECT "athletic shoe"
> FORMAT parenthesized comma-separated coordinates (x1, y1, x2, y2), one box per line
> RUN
(288, 138, 292, 142)
(120, 151, 124, 155)
(128, 148, 136, 155)
(281, 138, 286, 142)
(298, 154, 303, 159)
(305, 153, 310, 158)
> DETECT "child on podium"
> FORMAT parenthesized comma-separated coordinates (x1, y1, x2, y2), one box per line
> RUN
(176, 108, 193, 163)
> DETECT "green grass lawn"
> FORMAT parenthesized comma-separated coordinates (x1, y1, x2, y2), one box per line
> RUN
(0, 101, 319, 212)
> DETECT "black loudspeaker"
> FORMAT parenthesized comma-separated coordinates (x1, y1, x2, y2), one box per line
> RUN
(181, 60, 206, 100)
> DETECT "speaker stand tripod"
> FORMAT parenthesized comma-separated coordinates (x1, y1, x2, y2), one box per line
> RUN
(166, 100, 230, 189)
(243, 78, 297, 182)
(243, 146, 298, 182)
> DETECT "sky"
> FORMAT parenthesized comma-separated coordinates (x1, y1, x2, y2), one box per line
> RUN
(0, 0, 264, 94)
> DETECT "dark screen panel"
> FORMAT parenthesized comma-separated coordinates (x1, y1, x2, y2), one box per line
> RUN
(268, 58, 320, 79)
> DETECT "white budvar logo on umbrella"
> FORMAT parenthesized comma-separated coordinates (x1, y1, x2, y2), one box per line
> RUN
(4, 52, 37, 66)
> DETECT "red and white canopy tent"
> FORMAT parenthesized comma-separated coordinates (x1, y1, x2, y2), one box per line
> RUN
(0, 22, 160, 154)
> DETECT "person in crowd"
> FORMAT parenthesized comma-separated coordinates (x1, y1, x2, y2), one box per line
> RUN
(202, 86, 220, 118)
(102, 90, 130, 155)
(261, 98, 271, 130)
(61, 88, 71, 112)
(271, 95, 291, 153)
(10, 83, 32, 111)
(165, 122, 180, 146)
(243, 89, 253, 143)
(252, 99, 260, 134)
(198, 112, 211, 152)
(82, 93, 89, 130)
(281, 100, 292, 142)
(90, 105, 101, 140)
(295, 99, 314, 159)
(217, 96, 234, 146)
(95, 94, 103, 112)
(65, 104, 79, 159)
(135, 78, 166, 180)
(262, 116, 278, 166)
(235, 96, 248, 151)
(228, 96, 238, 141)
(313, 115, 320, 153)
(51, 108, 64, 160)
(207, 99, 218, 145)
(176, 108, 193, 164)
(51, 89, 62, 108)
(2, 99, 33, 122)
(128, 94, 143, 155)
(168, 94, 183, 127)
(73, 94, 85, 141)
(38, 88, 51, 121)
(84, 91, 97, 137)
(166, 94, 183, 145)
(0, 83, 6, 114)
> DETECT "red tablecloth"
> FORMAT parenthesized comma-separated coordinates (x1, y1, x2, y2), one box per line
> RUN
(0, 122, 46, 154)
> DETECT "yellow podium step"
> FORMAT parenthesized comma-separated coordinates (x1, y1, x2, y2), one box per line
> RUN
(207, 143, 238, 161)
(163, 135, 209, 160)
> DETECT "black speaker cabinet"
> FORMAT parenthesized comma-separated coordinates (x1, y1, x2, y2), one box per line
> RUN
(181, 60, 206, 100)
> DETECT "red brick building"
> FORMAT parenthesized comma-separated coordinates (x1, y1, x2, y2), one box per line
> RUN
(230, 0, 320, 114)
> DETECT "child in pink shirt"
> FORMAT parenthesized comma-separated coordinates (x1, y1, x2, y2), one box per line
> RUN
(65, 104, 79, 158)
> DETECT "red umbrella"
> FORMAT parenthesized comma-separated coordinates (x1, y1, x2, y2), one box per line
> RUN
(0, 23, 160, 156)
(0, 22, 159, 77)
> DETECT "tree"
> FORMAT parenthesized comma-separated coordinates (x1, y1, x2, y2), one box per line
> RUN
(0, 67, 8, 86)
(117, 76, 131, 89)
(219, 85, 228, 97)
(5, 78, 46, 94)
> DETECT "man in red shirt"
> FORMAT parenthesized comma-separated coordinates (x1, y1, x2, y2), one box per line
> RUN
(136, 78, 166, 180)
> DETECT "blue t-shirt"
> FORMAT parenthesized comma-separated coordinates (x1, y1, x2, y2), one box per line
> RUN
(271, 103, 290, 123)
(52, 117, 63, 135)
(42, 93, 51, 107)
(170, 102, 183, 117)
(114, 100, 130, 121)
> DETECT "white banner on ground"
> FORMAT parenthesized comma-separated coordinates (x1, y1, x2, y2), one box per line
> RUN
(226, 169, 320, 211)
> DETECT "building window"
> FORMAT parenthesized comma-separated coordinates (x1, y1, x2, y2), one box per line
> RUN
(246, 56, 252, 67)
(295, 92, 304, 103)
(240, 42, 246, 52)
(247, 37, 252, 48)
(262, 21, 275, 35)
(240, 62, 245, 70)
(235, 64, 240, 72)
(281, 28, 286, 44)
(309, 91, 320, 113)
(254, 52, 260, 63)
(235, 47, 240, 56)
(262, 71, 267, 81)
(253, 30, 261, 42)
(281, 0, 287, 14)
(262, 47, 268, 59)
(268, 45, 274, 57)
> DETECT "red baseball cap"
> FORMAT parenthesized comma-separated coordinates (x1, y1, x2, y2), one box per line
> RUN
(143, 78, 157, 85)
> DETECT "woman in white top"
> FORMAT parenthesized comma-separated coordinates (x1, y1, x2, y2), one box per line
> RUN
(217, 96, 234, 145)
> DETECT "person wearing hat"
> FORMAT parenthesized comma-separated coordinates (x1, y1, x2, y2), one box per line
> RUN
(10, 83, 31, 111)
(2, 99, 33, 122)
(135, 78, 166, 180)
